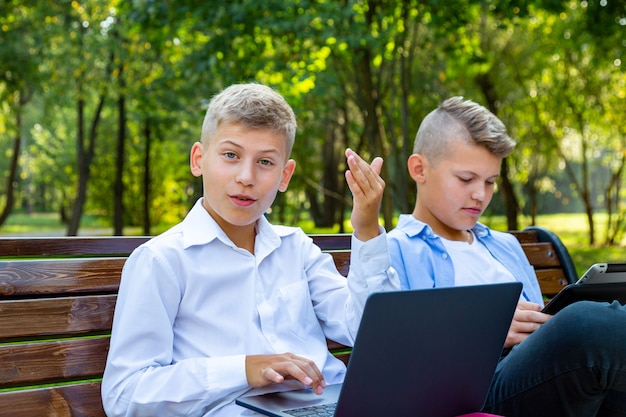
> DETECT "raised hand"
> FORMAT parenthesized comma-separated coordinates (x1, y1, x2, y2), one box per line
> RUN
(344, 148, 385, 242)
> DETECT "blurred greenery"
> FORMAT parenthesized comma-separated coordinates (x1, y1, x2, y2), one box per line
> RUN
(1, 1, 625, 243)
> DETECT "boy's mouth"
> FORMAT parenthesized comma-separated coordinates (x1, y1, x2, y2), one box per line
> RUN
(464, 207, 482, 216)
(231, 194, 257, 206)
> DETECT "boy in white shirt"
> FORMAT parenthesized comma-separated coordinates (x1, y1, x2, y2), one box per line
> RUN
(102, 83, 399, 417)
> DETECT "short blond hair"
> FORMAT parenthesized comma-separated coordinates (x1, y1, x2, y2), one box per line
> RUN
(413, 96, 515, 164)
(201, 83, 297, 155)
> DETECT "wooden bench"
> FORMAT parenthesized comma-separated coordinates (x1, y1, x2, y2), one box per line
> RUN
(0, 227, 574, 417)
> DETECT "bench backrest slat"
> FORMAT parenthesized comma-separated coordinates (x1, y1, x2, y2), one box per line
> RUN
(0, 259, 125, 298)
(0, 237, 151, 257)
(0, 295, 115, 340)
(0, 337, 109, 388)
(0, 382, 104, 417)
(535, 269, 570, 295)
(519, 242, 562, 268)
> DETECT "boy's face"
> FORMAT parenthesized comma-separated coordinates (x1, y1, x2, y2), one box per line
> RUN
(190, 122, 295, 237)
(409, 139, 502, 240)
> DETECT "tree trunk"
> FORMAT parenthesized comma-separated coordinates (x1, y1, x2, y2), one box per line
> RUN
(114, 92, 126, 236)
(0, 107, 22, 226)
(142, 119, 152, 235)
(321, 122, 340, 228)
(353, 48, 393, 230)
(500, 158, 519, 230)
(604, 150, 625, 245)
(475, 72, 519, 229)
(67, 95, 107, 236)
(67, 98, 86, 236)
(67, 42, 114, 236)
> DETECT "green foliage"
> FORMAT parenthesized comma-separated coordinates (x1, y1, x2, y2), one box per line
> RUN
(0, 0, 625, 240)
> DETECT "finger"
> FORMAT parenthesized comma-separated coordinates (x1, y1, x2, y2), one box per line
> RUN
(510, 320, 542, 334)
(272, 355, 326, 394)
(345, 151, 384, 193)
(370, 156, 383, 175)
(347, 151, 383, 182)
(261, 367, 285, 384)
(506, 330, 532, 347)
(290, 356, 326, 393)
(515, 309, 551, 325)
(517, 301, 543, 312)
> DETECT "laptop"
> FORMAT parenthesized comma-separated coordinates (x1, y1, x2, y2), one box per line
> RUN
(542, 263, 626, 315)
(237, 282, 522, 417)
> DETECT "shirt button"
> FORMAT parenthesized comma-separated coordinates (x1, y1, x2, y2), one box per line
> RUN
(442, 253, 449, 260)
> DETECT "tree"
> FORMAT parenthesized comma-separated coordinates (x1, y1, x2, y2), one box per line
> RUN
(0, 1, 47, 225)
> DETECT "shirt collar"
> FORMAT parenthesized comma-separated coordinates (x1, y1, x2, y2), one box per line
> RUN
(181, 198, 297, 251)
(181, 198, 223, 249)
(396, 213, 491, 239)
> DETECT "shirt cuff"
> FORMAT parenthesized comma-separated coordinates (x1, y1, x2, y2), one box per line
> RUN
(205, 354, 249, 394)
(350, 226, 391, 278)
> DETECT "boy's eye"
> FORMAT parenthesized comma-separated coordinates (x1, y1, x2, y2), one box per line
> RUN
(259, 159, 273, 166)
(224, 152, 237, 159)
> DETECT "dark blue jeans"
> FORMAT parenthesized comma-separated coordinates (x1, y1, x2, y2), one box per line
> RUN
(483, 300, 626, 417)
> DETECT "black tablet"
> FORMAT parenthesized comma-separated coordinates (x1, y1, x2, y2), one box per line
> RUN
(542, 282, 626, 315)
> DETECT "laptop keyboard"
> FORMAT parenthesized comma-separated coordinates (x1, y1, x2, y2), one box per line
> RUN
(283, 403, 336, 416)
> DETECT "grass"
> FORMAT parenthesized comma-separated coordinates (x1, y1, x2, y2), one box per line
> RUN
(1, 212, 142, 236)
(2, 211, 625, 276)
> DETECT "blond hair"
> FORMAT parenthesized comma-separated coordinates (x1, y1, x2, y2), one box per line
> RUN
(413, 96, 515, 164)
(201, 83, 297, 155)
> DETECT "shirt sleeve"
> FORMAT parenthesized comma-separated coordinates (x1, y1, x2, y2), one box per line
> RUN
(347, 227, 400, 315)
(387, 228, 453, 290)
(308, 228, 399, 346)
(101, 246, 249, 417)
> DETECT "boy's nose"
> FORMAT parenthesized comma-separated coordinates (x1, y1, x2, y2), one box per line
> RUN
(236, 162, 255, 186)
(471, 186, 485, 201)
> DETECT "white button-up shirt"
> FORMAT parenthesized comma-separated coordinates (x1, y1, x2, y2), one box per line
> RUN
(102, 199, 399, 417)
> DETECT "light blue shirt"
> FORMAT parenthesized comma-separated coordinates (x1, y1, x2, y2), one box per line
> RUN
(387, 214, 543, 305)
(102, 198, 399, 417)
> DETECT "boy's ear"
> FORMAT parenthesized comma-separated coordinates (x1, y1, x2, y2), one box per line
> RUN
(407, 153, 427, 184)
(278, 159, 296, 192)
(190, 142, 204, 177)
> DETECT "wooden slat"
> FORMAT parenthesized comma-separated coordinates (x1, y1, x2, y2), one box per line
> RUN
(332, 352, 351, 366)
(0, 235, 350, 257)
(0, 382, 105, 417)
(0, 236, 150, 258)
(329, 251, 350, 276)
(311, 234, 351, 251)
(507, 230, 539, 244)
(520, 242, 561, 269)
(0, 337, 109, 388)
(326, 339, 350, 352)
(0, 295, 115, 340)
(0, 258, 125, 298)
(535, 269, 569, 297)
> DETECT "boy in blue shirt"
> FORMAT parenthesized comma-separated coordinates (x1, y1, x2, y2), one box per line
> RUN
(388, 96, 626, 417)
